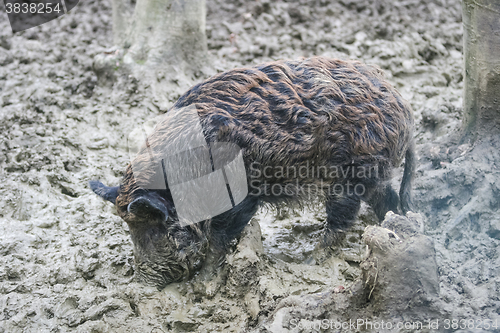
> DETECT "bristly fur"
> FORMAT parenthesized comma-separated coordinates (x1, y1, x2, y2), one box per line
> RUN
(110, 57, 415, 289)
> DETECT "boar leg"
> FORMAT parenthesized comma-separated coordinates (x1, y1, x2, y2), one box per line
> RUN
(210, 196, 260, 247)
(324, 193, 361, 245)
(366, 185, 400, 222)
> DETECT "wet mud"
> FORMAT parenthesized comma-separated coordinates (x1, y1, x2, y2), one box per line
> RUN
(1, 0, 499, 332)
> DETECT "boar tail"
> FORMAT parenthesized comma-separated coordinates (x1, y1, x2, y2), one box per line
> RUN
(399, 140, 415, 215)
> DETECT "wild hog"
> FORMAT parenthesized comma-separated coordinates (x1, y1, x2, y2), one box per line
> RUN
(90, 56, 415, 289)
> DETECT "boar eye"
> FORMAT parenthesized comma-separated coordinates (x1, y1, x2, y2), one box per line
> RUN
(127, 195, 169, 222)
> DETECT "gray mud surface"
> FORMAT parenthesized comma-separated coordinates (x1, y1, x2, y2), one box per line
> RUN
(1, 0, 500, 332)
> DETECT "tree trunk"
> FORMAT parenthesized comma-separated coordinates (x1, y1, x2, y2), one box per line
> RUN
(462, 0, 500, 139)
(117, 0, 208, 69)
(101, 0, 209, 106)
(112, 0, 135, 47)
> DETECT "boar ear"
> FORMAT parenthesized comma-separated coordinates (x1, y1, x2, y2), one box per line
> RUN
(127, 195, 169, 222)
(89, 180, 119, 204)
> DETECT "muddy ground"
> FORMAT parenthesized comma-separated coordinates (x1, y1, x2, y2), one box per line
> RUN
(1, 0, 499, 332)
